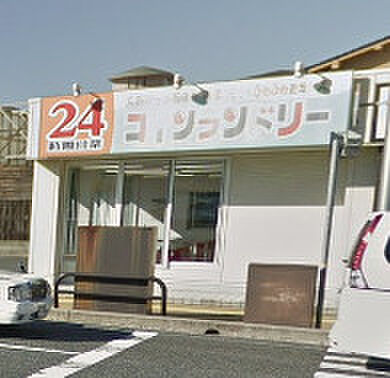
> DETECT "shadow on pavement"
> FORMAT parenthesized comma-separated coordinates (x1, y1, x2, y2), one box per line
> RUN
(0, 320, 133, 343)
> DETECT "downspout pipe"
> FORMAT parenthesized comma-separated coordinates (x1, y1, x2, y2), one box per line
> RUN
(315, 132, 343, 329)
(162, 160, 175, 269)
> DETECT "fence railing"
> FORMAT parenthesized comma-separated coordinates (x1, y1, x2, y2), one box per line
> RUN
(54, 273, 167, 316)
(0, 106, 28, 162)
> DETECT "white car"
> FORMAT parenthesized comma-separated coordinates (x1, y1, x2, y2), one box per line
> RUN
(330, 212, 390, 359)
(0, 270, 52, 324)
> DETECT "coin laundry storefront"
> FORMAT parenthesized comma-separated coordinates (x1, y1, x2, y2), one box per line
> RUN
(27, 71, 365, 309)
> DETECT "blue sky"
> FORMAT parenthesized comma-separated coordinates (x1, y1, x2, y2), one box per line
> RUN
(1, 0, 390, 104)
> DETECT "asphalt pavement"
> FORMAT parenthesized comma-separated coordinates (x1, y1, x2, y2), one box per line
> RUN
(0, 320, 326, 378)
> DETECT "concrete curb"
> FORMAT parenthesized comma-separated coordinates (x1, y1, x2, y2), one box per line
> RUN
(47, 308, 329, 347)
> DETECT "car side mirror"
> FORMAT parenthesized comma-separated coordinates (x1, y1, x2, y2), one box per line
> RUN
(342, 257, 349, 265)
(16, 261, 27, 273)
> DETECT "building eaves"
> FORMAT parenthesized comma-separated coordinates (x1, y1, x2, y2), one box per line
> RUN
(307, 35, 390, 72)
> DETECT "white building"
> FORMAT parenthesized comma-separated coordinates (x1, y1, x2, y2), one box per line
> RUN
(26, 67, 390, 312)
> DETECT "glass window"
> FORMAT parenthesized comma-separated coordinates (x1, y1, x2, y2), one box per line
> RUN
(64, 169, 79, 255)
(169, 160, 224, 263)
(374, 85, 390, 140)
(188, 192, 219, 228)
(64, 159, 225, 270)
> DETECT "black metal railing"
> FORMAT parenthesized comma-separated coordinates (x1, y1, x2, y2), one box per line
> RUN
(54, 273, 167, 316)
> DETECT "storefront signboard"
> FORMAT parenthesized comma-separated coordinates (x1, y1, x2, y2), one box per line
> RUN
(28, 71, 353, 159)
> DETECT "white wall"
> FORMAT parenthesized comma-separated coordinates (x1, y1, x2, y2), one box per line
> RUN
(159, 148, 379, 309)
(221, 149, 378, 308)
(30, 148, 377, 308)
(29, 161, 64, 286)
(219, 151, 328, 304)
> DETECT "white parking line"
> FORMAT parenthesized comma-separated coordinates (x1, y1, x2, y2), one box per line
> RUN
(0, 343, 78, 355)
(28, 331, 157, 378)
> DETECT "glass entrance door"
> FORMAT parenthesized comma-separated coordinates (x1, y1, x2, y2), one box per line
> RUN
(63, 162, 119, 273)
(122, 160, 170, 263)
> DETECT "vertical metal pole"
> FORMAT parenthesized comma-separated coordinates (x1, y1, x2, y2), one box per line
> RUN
(115, 162, 125, 226)
(135, 176, 141, 226)
(315, 132, 342, 328)
(377, 100, 390, 211)
(162, 160, 175, 269)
